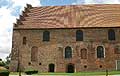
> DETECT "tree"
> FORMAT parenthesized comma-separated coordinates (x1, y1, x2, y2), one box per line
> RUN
(0, 59, 2, 61)
(5, 56, 10, 65)
(4, 53, 11, 69)
(0, 59, 5, 66)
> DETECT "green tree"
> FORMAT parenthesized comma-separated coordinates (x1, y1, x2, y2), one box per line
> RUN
(5, 56, 10, 65)
(4, 54, 11, 69)
(0, 59, 5, 66)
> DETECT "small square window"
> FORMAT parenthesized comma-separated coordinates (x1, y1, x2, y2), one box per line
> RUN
(99, 65, 102, 68)
(28, 62, 31, 65)
(84, 65, 87, 68)
(39, 63, 42, 65)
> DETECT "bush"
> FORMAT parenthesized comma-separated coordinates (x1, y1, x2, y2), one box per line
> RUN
(0, 61, 5, 66)
(24, 68, 38, 75)
(0, 67, 10, 76)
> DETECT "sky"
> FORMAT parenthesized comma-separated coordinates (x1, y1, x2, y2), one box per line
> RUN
(0, 0, 120, 60)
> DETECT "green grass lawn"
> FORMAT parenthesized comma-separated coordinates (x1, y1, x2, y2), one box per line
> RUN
(37, 71, 120, 75)
(10, 71, 120, 75)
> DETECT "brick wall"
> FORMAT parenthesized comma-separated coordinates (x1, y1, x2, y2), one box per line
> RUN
(10, 28, 120, 72)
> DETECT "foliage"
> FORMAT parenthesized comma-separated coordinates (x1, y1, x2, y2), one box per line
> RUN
(0, 66, 10, 76)
(4, 54, 11, 69)
(0, 54, 11, 69)
(0, 59, 2, 61)
(5, 56, 10, 65)
(24, 68, 38, 75)
(0, 61, 5, 66)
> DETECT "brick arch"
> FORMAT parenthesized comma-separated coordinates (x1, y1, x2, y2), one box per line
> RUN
(31, 46, 38, 61)
(81, 48, 87, 59)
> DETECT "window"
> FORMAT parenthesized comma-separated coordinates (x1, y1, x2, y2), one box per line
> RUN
(39, 63, 42, 65)
(31, 46, 38, 61)
(108, 29, 115, 40)
(99, 65, 102, 68)
(97, 46, 105, 58)
(81, 48, 87, 59)
(65, 46, 72, 58)
(43, 31, 50, 41)
(76, 30, 83, 41)
(114, 45, 120, 54)
(23, 37, 26, 44)
(84, 65, 87, 68)
(28, 62, 31, 65)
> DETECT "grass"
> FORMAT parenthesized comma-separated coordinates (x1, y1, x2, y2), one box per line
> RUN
(10, 71, 120, 75)
(36, 71, 120, 75)
(10, 72, 20, 75)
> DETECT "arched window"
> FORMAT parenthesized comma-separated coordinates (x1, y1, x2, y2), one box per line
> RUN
(76, 30, 83, 41)
(108, 29, 115, 40)
(31, 46, 38, 61)
(23, 37, 26, 45)
(43, 31, 50, 41)
(65, 46, 72, 58)
(81, 48, 87, 59)
(97, 46, 104, 58)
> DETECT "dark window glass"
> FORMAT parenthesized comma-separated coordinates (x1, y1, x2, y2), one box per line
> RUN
(23, 37, 26, 44)
(76, 30, 83, 41)
(43, 31, 50, 41)
(108, 29, 115, 40)
(65, 46, 72, 58)
(97, 46, 104, 58)
(81, 48, 87, 59)
(31, 46, 38, 61)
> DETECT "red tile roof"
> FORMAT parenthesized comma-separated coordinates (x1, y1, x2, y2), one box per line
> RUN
(14, 4, 120, 29)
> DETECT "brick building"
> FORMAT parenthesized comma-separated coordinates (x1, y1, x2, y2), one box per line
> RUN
(10, 4, 120, 72)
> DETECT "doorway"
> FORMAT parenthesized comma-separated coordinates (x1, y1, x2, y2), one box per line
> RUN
(49, 64, 55, 72)
(66, 63, 75, 73)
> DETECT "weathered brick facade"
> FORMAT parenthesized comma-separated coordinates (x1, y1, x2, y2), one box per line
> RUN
(10, 4, 120, 72)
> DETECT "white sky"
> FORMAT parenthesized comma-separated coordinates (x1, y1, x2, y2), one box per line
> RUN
(0, 0, 40, 60)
